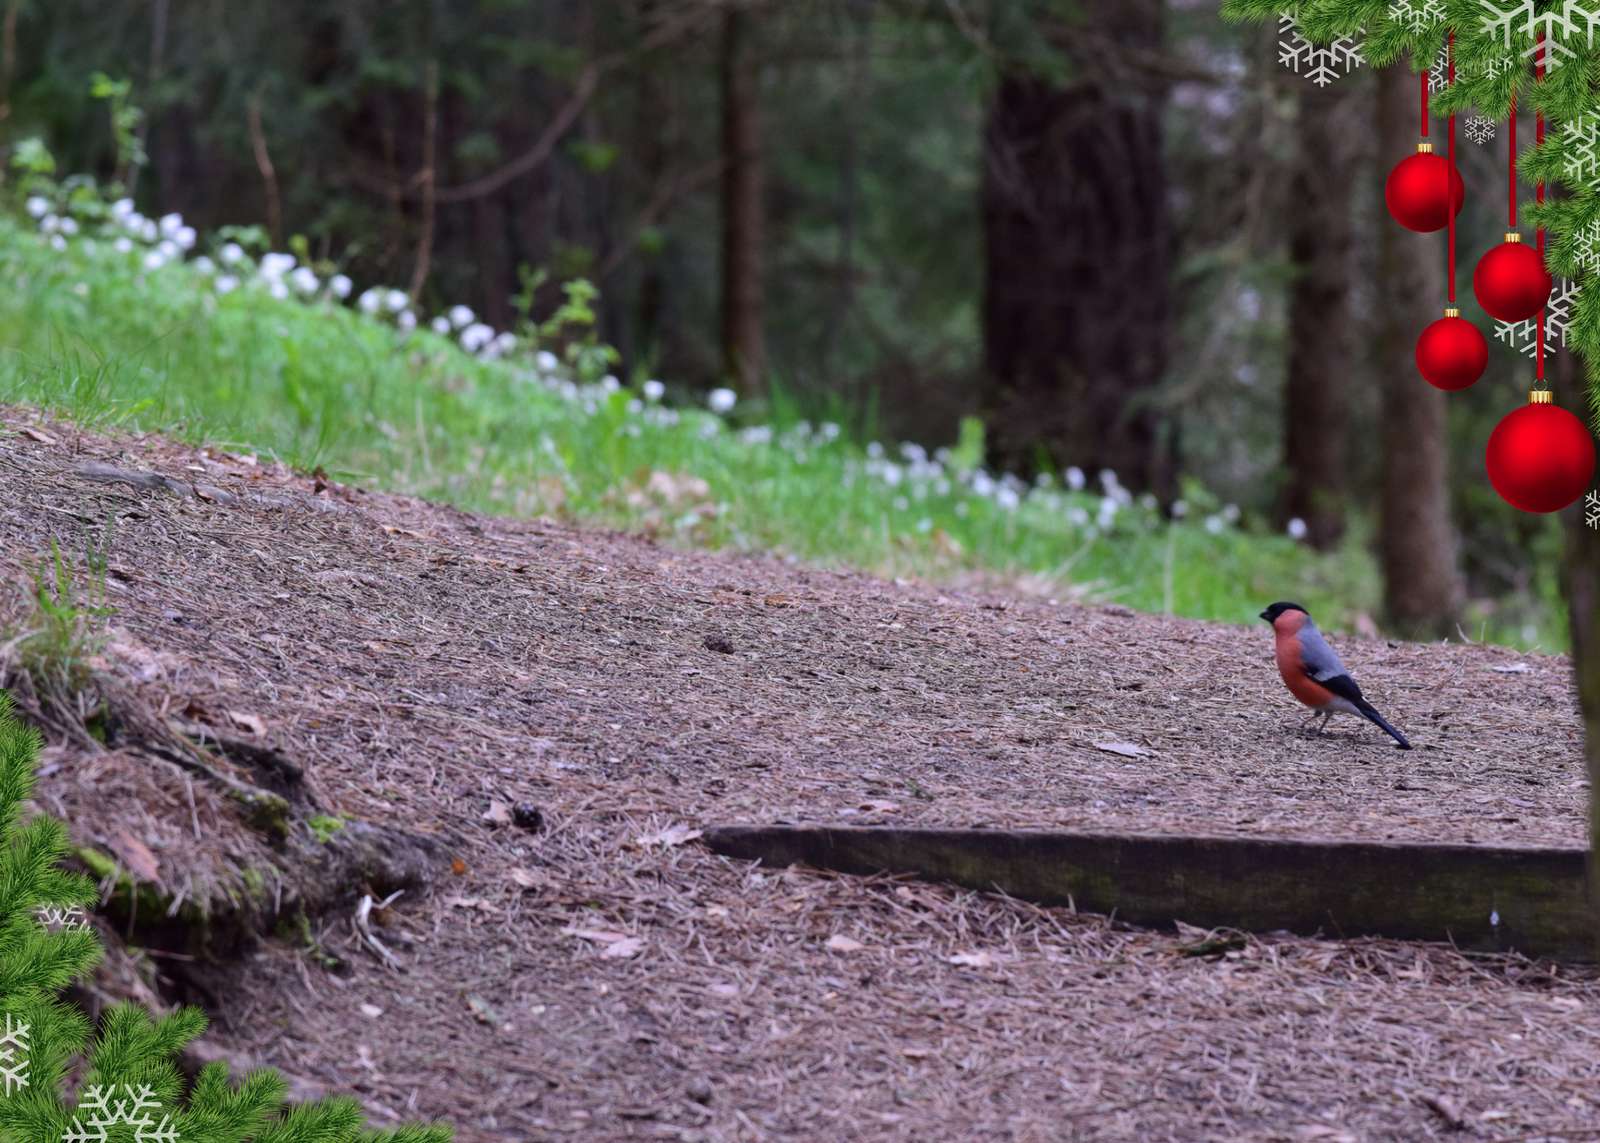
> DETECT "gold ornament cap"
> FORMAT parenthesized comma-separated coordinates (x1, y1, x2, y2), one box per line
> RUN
(1505, 231, 1523, 243)
(1444, 306, 1460, 318)
(1417, 140, 1435, 154)
(1530, 388, 1554, 404)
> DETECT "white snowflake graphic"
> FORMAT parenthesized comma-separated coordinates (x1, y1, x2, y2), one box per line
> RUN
(0, 1013, 29, 1097)
(1493, 277, 1580, 357)
(1563, 114, 1600, 181)
(1575, 217, 1600, 273)
(1429, 43, 1450, 93)
(1466, 115, 1498, 144)
(1392, 0, 1446, 34)
(1278, 14, 1365, 86)
(1479, 0, 1600, 71)
(61, 1083, 179, 1143)
(35, 905, 91, 932)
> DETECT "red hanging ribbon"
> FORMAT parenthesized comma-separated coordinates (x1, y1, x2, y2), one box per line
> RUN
(1537, 35, 1546, 381)
(1421, 65, 1430, 137)
(1447, 32, 1456, 303)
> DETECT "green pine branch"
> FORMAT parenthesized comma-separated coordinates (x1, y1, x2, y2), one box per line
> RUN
(0, 693, 453, 1143)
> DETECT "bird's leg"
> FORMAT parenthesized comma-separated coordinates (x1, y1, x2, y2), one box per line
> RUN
(1314, 711, 1331, 735)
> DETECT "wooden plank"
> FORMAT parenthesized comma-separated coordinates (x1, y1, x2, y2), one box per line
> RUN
(702, 825, 1600, 962)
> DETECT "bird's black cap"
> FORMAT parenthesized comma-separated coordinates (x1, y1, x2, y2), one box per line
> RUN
(1259, 601, 1309, 623)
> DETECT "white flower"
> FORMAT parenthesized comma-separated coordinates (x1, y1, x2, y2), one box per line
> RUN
(109, 197, 134, 219)
(156, 239, 180, 261)
(174, 226, 196, 251)
(38, 214, 59, 234)
(430, 316, 451, 335)
(900, 442, 928, 464)
(49, 234, 67, 252)
(328, 273, 353, 299)
(139, 218, 158, 243)
(1097, 497, 1118, 527)
(1287, 517, 1308, 540)
(867, 441, 884, 459)
(259, 252, 295, 279)
(1204, 515, 1225, 535)
(219, 242, 246, 265)
(819, 422, 841, 443)
(289, 266, 319, 294)
(158, 212, 184, 238)
(142, 250, 166, 271)
(740, 425, 773, 446)
(1170, 499, 1188, 518)
(385, 288, 408, 312)
(25, 196, 51, 218)
(642, 379, 665, 401)
(113, 236, 134, 254)
(357, 288, 383, 314)
(893, 496, 910, 512)
(1139, 492, 1158, 511)
(996, 486, 1021, 511)
(57, 216, 79, 236)
(708, 387, 737, 414)
(1066, 505, 1090, 528)
(600, 373, 620, 392)
(1099, 469, 1121, 492)
(1065, 466, 1086, 491)
(460, 322, 494, 353)
(397, 310, 417, 332)
(268, 279, 290, 300)
(1222, 503, 1240, 523)
(214, 274, 240, 294)
(971, 470, 996, 497)
(448, 304, 475, 329)
(493, 332, 517, 355)
(537, 350, 559, 372)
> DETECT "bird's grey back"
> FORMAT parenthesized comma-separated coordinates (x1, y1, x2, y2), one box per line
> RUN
(1297, 619, 1349, 681)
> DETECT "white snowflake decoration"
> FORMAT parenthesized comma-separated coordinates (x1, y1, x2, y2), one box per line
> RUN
(1278, 14, 1365, 86)
(1466, 115, 1498, 144)
(1493, 277, 1581, 356)
(1479, 0, 1600, 71)
(1563, 114, 1600, 181)
(1392, 0, 1446, 35)
(61, 1083, 179, 1143)
(1576, 216, 1600, 273)
(1429, 44, 1450, 93)
(0, 1014, 29, 1097)
(35, 905, 91, 931)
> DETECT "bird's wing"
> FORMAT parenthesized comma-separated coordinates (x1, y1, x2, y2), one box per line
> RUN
(1297, 622, 1355, 686)
(1316, 672, 1366, 705)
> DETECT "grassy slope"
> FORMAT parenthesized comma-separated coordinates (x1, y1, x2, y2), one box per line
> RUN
(0, 217, 1402, 637)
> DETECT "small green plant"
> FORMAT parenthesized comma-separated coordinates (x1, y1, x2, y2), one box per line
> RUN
(306, 814, 347, 843)
(88, 72, 146, 184)
(8, 527, 114, 698)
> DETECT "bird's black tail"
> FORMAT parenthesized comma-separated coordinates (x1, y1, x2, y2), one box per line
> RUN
(1355, 699, 1410, 749)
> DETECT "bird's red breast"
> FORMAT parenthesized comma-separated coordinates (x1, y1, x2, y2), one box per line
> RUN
(1271, 609, 1337, 709)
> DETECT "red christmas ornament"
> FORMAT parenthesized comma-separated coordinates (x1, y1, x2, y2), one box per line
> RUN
(1415, 308, 1487, 390)
(1485, 392, 1596, 513)
(1473, 233, 1552, 321)
(1385, 144, 1464, 232)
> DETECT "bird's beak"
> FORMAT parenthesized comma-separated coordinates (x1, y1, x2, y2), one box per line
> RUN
(1258, 610, 1270, 621)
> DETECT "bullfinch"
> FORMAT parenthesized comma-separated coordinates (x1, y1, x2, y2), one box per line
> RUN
(1259, 601, 1411, 749)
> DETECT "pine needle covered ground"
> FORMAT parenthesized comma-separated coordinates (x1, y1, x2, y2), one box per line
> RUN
(1, 406, 1596, 1141)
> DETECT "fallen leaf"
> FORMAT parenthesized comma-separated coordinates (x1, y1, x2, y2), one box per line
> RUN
(108, 830, 161, 882)
(226, 710, 266, 736)
(1492, 663, 1531, 674)
(859, 800, 901, 814)
(450, 858, 468, 875)
(947, 951, 998, 968)
(601, 937, 645, 959)
(707, 982, 740, 997)
(508, 867, 547, 890)
(466, 994, 502, 1025)
(1093, 741, 1150, 758)
(900, 1047, 933, 1059)
(826, 935, 864, 953)
(21, 427, 58, 445)
(565, 928, 633, 945)
(1478, 1110, 1510, 1122)
(359, 1003, 384, 1019)
(763, 594, 791, 608)
(381, 524, 426, 538)
(635, 824, 704, 848)
(481, 800, 512, 826)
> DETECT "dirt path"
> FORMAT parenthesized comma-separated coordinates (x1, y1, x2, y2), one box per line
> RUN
(2, 408, 1597, 1142)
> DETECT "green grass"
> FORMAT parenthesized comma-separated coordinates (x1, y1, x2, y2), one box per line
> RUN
(0, 215, 1509, 644)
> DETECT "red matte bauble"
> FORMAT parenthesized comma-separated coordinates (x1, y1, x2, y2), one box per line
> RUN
(1384, 151, 1464, 232)
(1473, 240, 1552, 321)
(1485, 403, 1596, 513)
(1415, 316, 1487, 391)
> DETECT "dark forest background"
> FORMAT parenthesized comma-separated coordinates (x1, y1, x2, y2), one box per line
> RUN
(1, 0, 1580, 641)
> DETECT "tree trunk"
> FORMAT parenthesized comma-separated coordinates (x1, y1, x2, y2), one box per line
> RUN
(979, 0, 1173, 494)
(1279, 72, 1359, 549)
(1373, 66, 1465, 634)
(1551, 345, 1600, 947)
(720, 5, 765, 396)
